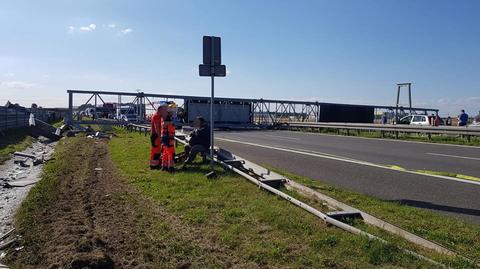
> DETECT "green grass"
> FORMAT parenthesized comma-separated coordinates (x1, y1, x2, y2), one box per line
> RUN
(51, 118, 64, 128)
(290, 128, 480, 147)
(272, 169, 480, 267)
(0, 128, 35, 164)
(108, 128, 463, 268)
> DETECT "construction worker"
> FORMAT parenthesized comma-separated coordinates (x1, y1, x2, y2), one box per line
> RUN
(149, 104, 168, 169)
(161, 111, 176, 172)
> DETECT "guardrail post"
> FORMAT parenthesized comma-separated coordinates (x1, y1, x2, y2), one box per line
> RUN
(467, 135, 471, 143)
(395, 131, 399, 139)
(346, 129, 350, 136)
(427, 133, 431, 140)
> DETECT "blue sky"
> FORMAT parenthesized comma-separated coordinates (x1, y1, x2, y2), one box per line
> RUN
(0, 0, 479, 116)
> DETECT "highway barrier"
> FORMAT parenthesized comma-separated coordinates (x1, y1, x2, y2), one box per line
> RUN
(285, 122, 480, 142)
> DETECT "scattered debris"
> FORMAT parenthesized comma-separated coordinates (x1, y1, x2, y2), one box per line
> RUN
(0, 229, 14, 242)
(0, 137, 57, 236)
(0, 238, 16, 251)
(29, 118, 61, 141)
(87, 132, 111, 139)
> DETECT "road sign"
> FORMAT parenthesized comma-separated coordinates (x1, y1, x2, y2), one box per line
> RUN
(199, 64, 226, 77)
(203, 36, 221, 65)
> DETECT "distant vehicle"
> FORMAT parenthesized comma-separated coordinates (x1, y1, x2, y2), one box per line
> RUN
(469, 122, 480, 128)
(120, 114, 138, 122)
(398, 115, 431, 126)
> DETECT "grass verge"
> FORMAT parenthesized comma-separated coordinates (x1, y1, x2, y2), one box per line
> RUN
(272, 169, 480, 267)
(108, 128, 463, 268)
(0, 128, 35, 164)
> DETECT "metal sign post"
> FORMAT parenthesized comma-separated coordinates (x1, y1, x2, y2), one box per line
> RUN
(199, 36, 226, 176)
(210, 50, 214, 172)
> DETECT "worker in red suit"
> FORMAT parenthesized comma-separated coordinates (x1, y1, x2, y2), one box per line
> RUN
(149, 104, 167, 169)
(161, 113, 176, 172)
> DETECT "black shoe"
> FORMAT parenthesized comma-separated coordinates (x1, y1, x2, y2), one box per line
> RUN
(168, 167, 175, 173)
(161, 166, 168, 171)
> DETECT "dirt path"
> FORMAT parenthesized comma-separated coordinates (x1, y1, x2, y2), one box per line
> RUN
(6, 137, 253, 269)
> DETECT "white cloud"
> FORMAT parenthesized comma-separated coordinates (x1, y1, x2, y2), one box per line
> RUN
(68, 23, 133, 36)
(0, 80, 35, 89)
(3, 72, 15, 77)
(79, 23, 96, 32)
(119, 28, 133, 35)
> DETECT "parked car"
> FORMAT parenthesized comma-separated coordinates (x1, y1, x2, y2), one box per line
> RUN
(398, 115, 431, 126)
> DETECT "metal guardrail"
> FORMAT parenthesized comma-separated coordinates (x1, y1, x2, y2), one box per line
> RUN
(124, 123, 151, 136)
(126, 121, 480, 143)
(285, 122, 480, 141)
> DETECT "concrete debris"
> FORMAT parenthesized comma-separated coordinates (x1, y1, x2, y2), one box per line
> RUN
(87, 132, 110, 139)
(0, 137, 57, 235)
(0, 229, 14, 242)
(13, 152, 35, 159)
(0, 238, 16, 250)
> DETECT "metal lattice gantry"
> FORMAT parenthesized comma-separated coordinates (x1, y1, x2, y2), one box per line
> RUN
(66, 89, 439, 126)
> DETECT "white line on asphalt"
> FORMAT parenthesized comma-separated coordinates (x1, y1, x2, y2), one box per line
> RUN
(426, 152, 480, 161)
(264, 134, 300, 140)
(217, 137, 480, 186)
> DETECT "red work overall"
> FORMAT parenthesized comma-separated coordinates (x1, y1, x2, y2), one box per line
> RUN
(161, 121, 175, 168)
(149, 112, 163, 167)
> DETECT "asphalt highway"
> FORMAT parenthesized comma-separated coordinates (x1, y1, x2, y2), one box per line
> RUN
(215, 130, 480, 223)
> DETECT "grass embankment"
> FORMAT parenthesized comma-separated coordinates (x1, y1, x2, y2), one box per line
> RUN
(0, 128, 35, 164)
(109, 128, 461, 268)
(290, 128, 480, 147)
(276, 170, 480, 267)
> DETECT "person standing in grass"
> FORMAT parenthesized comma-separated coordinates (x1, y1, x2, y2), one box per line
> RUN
(458, 109, 469, 126)
(149, 104, 167, 169)
(161, 113, 176, 173)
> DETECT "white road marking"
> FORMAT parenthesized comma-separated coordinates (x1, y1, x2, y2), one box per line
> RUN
(426, 153, 480, 161)
(217, 137, 480, 186)
(264, 134, 300, 140)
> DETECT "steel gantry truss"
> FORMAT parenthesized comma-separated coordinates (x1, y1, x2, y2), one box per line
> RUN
(66, 89, 439, 126)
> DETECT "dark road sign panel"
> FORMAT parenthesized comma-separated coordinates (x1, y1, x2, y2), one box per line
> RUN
(203, 36, 221, 65)
(199, 64, 226, 77)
